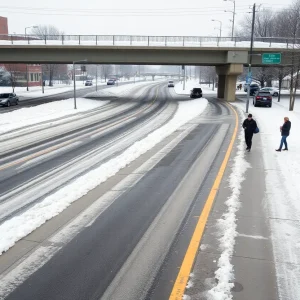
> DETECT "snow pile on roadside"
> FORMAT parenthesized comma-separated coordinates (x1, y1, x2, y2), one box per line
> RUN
(0, 82, 89, 100)
(233, 98, 300, 300)
(0, 98, 208, 255)
(207, 108, 250, 300)
(0, 98, 108, 134)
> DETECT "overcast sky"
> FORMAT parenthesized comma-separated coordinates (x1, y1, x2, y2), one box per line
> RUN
(1, 0, 293, 37)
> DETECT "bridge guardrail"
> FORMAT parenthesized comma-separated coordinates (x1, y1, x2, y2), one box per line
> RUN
(0, 34, 300, 49)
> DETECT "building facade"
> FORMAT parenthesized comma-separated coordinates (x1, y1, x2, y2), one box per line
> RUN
(0, 16, 42, 87)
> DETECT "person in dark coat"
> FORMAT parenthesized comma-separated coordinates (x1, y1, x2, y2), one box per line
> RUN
(242, 114, 257, 152)
(276, 117, 291, 152)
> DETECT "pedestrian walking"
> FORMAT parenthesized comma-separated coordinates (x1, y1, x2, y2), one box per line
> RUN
(242, 114, 258, 152)
(276, 117, 291, 152)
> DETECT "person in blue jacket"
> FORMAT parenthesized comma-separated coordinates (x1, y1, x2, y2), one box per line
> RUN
(276, 117, 291, 152)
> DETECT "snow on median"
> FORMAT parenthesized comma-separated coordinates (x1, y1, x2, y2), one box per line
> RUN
(207, 107, 250, 300)
(0, 98, 108, 134)
(0, 98, 208, 255)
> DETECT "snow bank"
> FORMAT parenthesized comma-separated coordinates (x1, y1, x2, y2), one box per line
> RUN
(207, 107, 250, 300)
(0, 82, 89, 100)
(0, 98, 108, 134)
(0, 98, 208, 255)
(233, 98, 300, 300)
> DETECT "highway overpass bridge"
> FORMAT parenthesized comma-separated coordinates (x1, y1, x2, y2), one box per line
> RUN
(1, 34, 299, 101)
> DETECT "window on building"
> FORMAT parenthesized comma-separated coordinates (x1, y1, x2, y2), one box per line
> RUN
(30, 73, 34, 82)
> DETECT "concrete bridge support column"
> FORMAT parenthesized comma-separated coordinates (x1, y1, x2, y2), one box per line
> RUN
(217, 75, 225, 99)
(216, 64, 243, 102)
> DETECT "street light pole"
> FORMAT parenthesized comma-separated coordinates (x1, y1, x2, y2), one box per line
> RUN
(224, 0, 236, 40)
(246, 3, 256, 114)
(211, 19, 222, 38)
(96, 65, 98, 91)
(24, 26, 38, 91)
(73, 59, 87, 109)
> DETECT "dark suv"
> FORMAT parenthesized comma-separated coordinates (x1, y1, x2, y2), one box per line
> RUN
(245, 83, 260, 96)
(190, 88, 203, 98)
(253, 91, 272, 107)
(0, 93, 19, 107)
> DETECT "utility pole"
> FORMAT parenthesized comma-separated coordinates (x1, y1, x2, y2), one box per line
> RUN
(96, 65, 98, 91)
(41, 65, 44, 94)
(183, 65, 186, 90)
(246, 3, 256, 114)
(73, 59, 87, 109)
(224, 0, 236, 40)
(232, 0, 236, 40)
(26, 64, 29, 91)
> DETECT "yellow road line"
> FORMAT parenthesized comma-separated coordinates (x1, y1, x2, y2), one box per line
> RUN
(0, 87, 160, 171)
(169, 102, 238, 300)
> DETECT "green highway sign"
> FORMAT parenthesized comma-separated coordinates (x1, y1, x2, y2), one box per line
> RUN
(262, 53, 281, 64)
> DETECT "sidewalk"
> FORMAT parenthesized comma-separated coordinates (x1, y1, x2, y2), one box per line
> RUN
(231, 97, 300, 300)
(184, 96, 300, 299)
(184, 114, 278, 299)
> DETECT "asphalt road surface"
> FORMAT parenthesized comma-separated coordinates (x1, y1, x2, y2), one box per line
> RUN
(0, 82, 236, 300)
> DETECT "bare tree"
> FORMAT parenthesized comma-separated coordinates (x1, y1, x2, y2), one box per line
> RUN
(100, 65, 113, 82)
(236, 8, 276, 38)
(5, 65, 17, 93)
(273, 67, 291, 102)
(31, 25, 63, 86)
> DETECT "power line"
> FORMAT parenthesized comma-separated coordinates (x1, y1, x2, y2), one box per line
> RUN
(0, 8, 254, 17)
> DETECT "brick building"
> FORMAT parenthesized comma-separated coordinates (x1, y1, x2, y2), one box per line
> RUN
(0, 16, 42, 87)
(0, 16, 8, 35)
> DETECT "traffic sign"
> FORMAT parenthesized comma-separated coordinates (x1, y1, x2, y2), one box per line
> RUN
(246, 72, 252, 84)
(262, 53, 281, 64)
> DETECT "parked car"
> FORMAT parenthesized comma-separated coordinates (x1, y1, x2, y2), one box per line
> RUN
(85, 80, 93, 86)
(190, 88, 203, 98)
(253, 91, 272, 107)
(0, 93, 19, 107)
(260, 87, 279, 96)
(107, 79, 115, 85)
(244, 83, 260, 95)
(168, 80, 174, 87)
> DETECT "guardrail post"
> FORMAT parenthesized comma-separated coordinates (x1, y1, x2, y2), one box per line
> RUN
(79, 35, 81, 45)
(165, 36, 167, 46)
(269, 39, 272, 47)
(113, 35, 115, 46)
(200, 37, 202, 47)
(286, 39, 289, 49)
(11, 35, 13, 45)
(96, 35, 97, 46)
(62, 35, 64, 45)
(234, 37, 237, 46)
(147, 36, 149, 46)
(217, 37, 219, 46)
(28, 36, 30, 45)
(45, 35, 47, 44)
(183, 36, 185, 47)
(130, 35, 132, 46)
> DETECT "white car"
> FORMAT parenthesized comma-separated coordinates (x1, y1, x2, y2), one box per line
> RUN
(260, 87, 279, 97)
